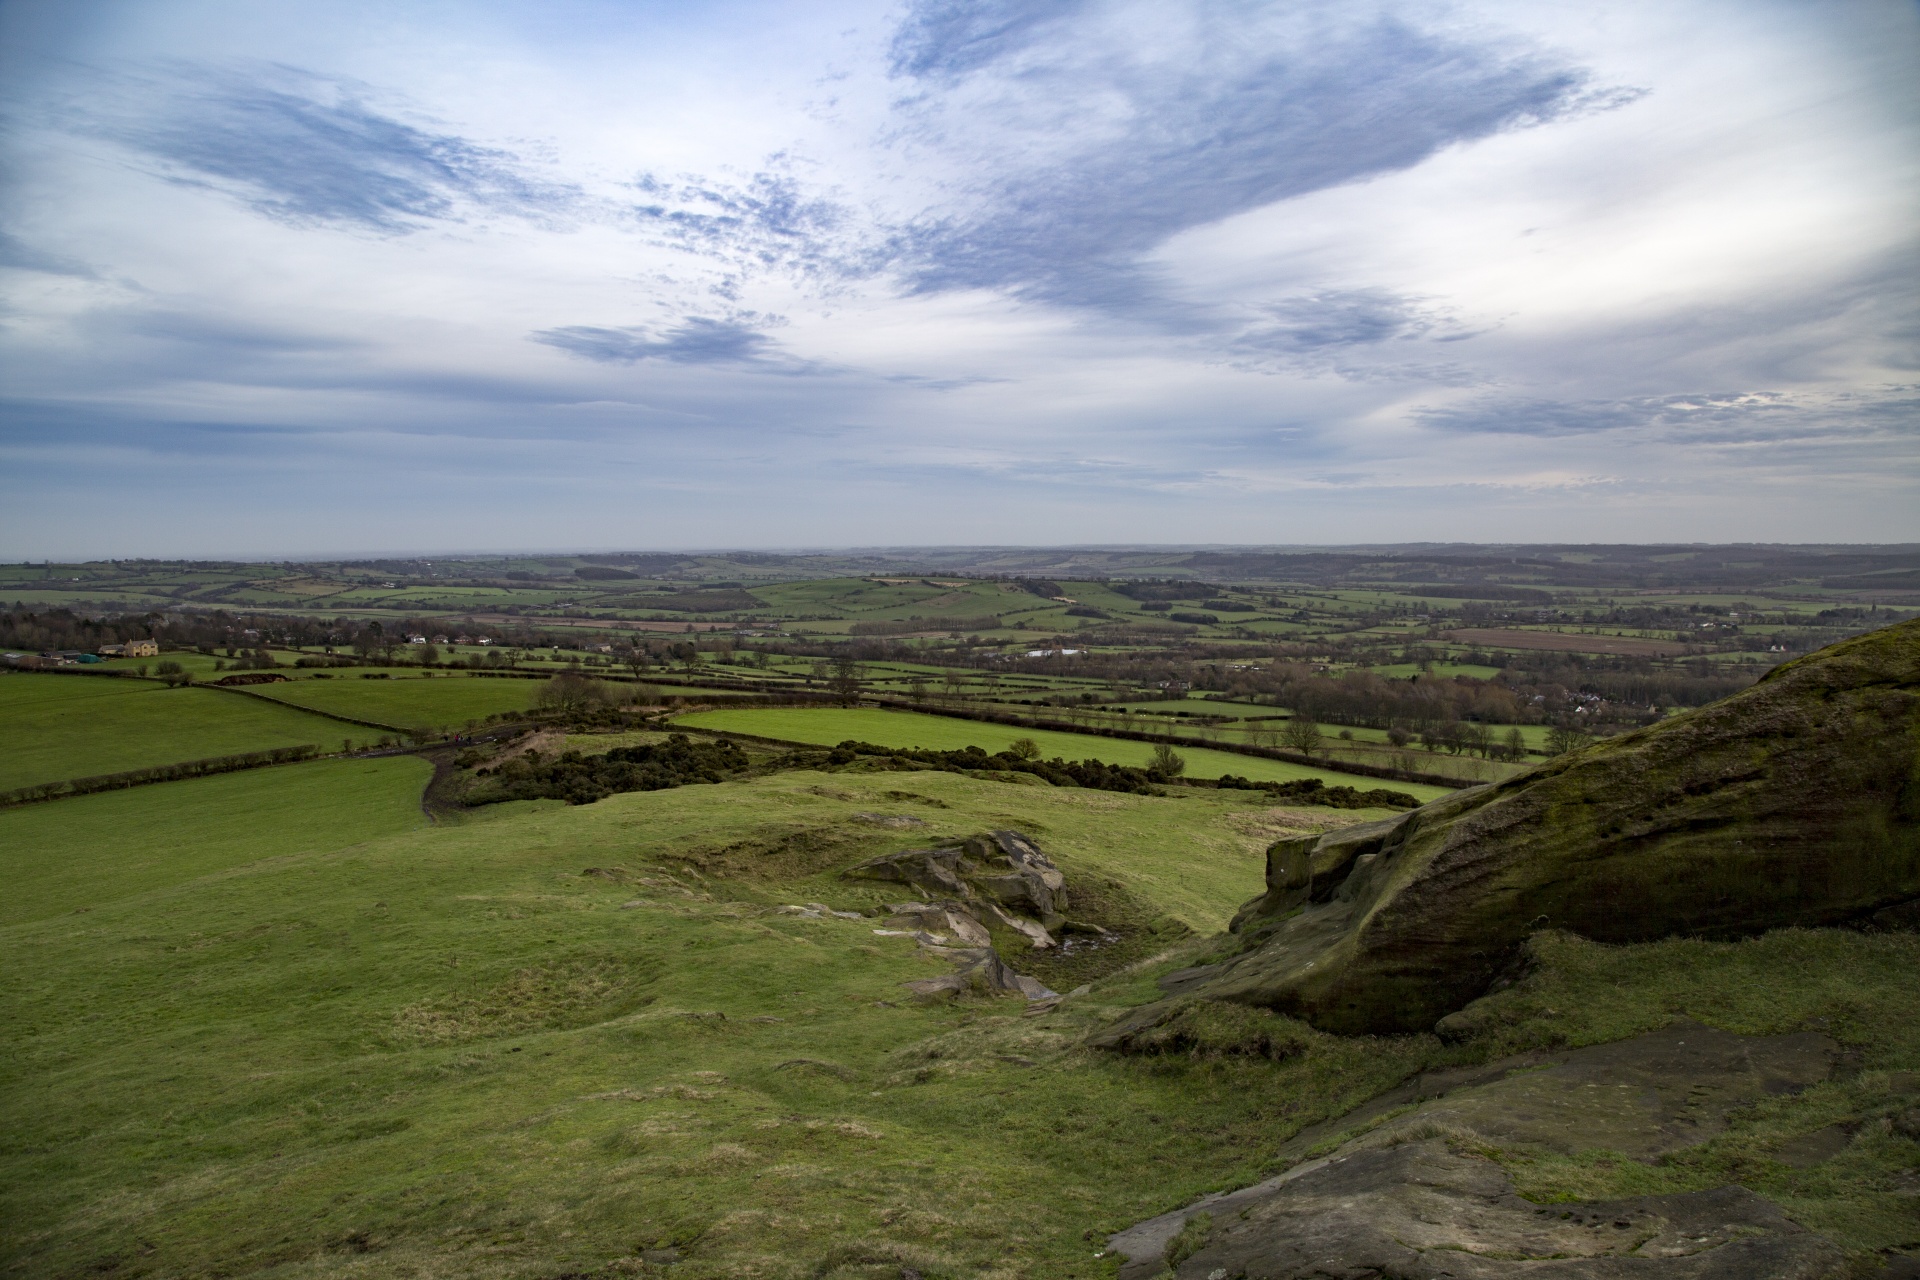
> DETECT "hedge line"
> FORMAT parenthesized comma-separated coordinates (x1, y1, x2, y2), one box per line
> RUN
(0, 745, 321, 809)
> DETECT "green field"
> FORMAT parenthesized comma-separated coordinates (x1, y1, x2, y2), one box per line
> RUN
(0, 767, 1406, 1278)
(246, 674, 544, 731)
(0, 674, 381, 792)
(673, 705, 1454, 800)
(0, 755, 431, 927)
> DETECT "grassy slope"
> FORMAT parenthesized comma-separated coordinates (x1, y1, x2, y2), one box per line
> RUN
(0, 769, 1418, 1280)
(674, 705, 1454, 800)
(0, 756, 431, 927)
(247, 675, 541, 731)
(5, 762, 1914, 1279)
(0, 674, 380, 791)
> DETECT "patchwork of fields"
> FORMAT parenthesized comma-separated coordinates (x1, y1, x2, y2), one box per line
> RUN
(4, 605, 1917, 1276)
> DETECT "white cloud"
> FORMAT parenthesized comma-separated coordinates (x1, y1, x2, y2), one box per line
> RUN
(0, 0, 1914, 557)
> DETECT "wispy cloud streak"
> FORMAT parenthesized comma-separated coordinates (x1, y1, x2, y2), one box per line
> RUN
(80, 64, 581, 232)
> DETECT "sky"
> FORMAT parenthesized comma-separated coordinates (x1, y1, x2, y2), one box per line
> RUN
(0, 0, 1915, 559)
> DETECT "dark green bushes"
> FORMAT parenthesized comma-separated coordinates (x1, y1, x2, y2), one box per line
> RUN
(471, 734, 748, 805)
(1212, 774, 1422, 808)
(821, 740, 1166, 793)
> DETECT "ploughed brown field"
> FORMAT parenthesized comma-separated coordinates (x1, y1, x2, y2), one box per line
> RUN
(1446, 627, 1692, 656)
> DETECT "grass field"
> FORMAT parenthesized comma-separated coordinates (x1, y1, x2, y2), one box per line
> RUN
(5, 763, 1915, 1278)
(0, 755, 431, 927)
(247, 674, 543, 731)
(0, 768, 1408, 1279)
(673, 705, 1456, 800)
(0, 674, 382, 792)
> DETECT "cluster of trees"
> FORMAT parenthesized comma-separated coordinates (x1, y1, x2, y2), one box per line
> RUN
(1215, 665, 1533, 731)
(470, 734, 748, 806)
(0, 607, 163, 653)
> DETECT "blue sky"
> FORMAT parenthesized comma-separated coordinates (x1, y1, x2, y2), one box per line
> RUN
(1, 0, 1915, 558)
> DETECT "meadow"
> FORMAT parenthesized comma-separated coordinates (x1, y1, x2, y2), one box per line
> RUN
(248, 674, 543, 732)
(672, 705, 1455, 800)
(0, 755, 430, 927)
(0, 673, 381, 792)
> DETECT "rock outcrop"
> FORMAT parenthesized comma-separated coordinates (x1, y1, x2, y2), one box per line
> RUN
(848, 830, 1081, 1001)
(1110, 1019, 1854, 1279)
(1137, 1144, 1844, 1279)
(1134, 619, 1920, 1035)
(845, 830, 1071, 947)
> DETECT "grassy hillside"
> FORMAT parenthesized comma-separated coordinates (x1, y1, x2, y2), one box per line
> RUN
(674, 705, 1454, 801)
(4, 758, 1916, 1276)
(0, 674, 380, 791)
(0, 769, 1415, 1279)
(0, 755, 431, 927)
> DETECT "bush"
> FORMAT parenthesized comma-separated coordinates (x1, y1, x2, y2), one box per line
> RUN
(470, 734, 749, 806)
(1212, 775, 1421, 809)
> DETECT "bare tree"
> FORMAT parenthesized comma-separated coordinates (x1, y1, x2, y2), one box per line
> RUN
(1281, 715, 1323, 757)
(1149, 743, 1186, 777)
(829, 656, 862, 705)
(1545, 722, 1593, 755)
(534, 672, 607, 716)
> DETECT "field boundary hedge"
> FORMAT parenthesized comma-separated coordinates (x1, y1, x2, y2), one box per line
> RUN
(863, 697, 1467, 788)
(202, 682, 420, 735)
(0, 745, 322, 809)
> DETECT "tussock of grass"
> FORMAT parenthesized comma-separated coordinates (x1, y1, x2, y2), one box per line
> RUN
(389, 955, 660, 1045)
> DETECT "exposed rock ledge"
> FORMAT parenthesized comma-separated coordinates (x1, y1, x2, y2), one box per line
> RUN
(846, 831, 1102, 1000)
(1110, 1019, 1855, 1279)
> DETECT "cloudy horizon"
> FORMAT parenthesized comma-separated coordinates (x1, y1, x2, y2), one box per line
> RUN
(1, 0, 1915, 560)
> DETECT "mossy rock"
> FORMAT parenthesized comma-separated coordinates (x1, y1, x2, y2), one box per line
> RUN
(1175, 619, 1920, 1035)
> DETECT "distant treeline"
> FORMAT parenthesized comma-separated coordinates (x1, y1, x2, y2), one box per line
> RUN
(1, 609, 164, 654)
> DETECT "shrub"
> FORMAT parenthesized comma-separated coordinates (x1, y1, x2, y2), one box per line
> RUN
(470, 734, 749, 806)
